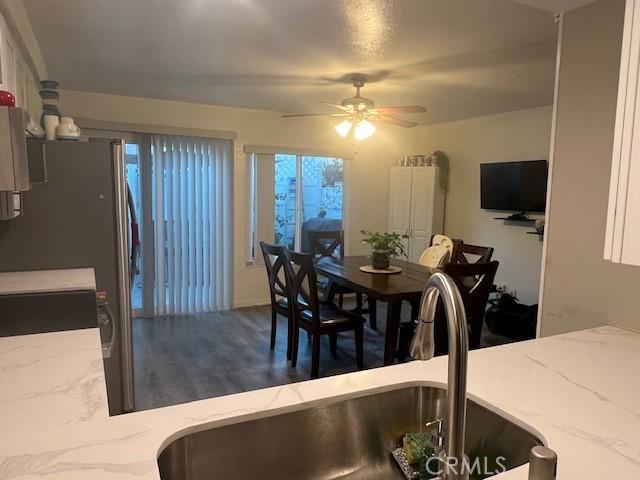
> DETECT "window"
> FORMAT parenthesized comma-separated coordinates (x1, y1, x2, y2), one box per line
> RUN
(248, 150, 346, 262)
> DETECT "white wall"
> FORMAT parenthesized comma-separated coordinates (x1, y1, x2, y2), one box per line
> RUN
(58, 89, 424, 307)
(540, 0, 640, 335)
(417, 106, 553, 304)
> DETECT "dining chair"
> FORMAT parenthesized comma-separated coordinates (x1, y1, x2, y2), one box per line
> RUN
(433, 260, 500, 354)
(451, 240, 494, 265)
(259, 242, 294, 359)
(399, 261, 499, 361)
(283, 249, 364, 379)
(308, 230, 377, 330)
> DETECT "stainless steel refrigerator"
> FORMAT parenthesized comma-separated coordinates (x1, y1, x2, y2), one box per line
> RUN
(0, 138, 135, 414)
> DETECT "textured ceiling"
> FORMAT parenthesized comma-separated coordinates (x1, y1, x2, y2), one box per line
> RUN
(24, 0, 558, 124)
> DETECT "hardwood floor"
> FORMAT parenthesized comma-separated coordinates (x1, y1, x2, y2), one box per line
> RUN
(133, 302, 514, 411)
(133, 303, 387, 410)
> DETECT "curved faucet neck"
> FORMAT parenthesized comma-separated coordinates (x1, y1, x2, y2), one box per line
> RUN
(409, 272, 469, 480)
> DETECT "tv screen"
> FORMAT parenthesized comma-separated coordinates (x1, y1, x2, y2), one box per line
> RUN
(480, 160, 548, 213)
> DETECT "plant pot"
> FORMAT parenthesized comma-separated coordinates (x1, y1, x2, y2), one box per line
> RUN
(371, 251, 390, 270)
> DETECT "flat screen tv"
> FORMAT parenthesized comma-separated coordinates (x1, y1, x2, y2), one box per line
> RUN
(480, 160, 548, 213)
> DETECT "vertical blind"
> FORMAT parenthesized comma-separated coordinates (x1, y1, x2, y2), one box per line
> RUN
(151, 135, 233, 314)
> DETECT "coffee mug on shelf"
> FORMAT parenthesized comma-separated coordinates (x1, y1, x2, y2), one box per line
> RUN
(56, 116, 81, 139)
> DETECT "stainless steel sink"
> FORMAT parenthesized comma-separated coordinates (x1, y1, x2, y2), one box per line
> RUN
(158, 385, 542, 480)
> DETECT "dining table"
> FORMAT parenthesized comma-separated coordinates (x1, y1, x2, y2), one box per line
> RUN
(314, 255, 438, 365)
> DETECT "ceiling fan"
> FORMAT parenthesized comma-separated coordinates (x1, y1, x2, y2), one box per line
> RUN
(282, 75, 427, 140)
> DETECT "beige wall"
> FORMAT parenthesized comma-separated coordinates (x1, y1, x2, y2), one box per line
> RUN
(58, 90, 424, 307)
(540, 0, 640, 335)
(417, 106, 553, 304)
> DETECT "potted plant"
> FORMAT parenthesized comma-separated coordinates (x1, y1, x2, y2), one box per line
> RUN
(360, 230, 408, 269)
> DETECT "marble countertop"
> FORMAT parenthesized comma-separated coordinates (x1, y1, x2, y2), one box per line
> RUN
(0, 325, 639, 479)
(0, 268, 96, 295)
(0, 328, 108, 436)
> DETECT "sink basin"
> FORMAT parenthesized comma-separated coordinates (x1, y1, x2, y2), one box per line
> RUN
(158, 385, 542, 480)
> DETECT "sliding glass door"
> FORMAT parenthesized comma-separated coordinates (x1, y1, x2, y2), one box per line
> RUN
(109, 131, 233, 317)
(273, 154, 345, 252)
(149, 135, 233, 315)
(124, 143, 143, 314)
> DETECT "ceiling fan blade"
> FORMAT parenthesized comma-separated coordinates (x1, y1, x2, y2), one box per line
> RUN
(281, 113, 350, 118)
(320, 102, 354, 113)
(371, 106, 428, 114)
(373, 115, 419, 128)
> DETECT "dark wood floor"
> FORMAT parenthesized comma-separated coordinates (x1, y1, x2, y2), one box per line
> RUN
(133, 302, 513, 411)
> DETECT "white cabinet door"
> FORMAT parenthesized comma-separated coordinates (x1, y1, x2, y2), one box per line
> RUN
(15, 61, 25, 108)
(1, 36, 15, 94)
(409, 167, 436, 262)
(605, 0, 640, 266)
(389, 167, 412, 254)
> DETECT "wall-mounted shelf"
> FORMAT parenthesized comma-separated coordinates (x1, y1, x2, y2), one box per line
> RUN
(493, 216, 536, 224)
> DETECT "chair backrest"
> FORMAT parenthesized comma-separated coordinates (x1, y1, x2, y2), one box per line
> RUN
(282, 249, 321, 325)
(307, 230, 344, 259)
(451, 240, 494, 265)
(259, 242, 289, 304)
(434, 261, 499, 353)
(418, 244, 451, 268)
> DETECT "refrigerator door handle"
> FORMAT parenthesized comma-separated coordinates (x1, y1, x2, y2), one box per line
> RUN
(112, 140, 135, 413)
(98, 300, 117, 359)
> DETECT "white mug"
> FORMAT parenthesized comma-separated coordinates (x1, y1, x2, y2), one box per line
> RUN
(44, 115, 59, 141)
(56, 119, 81, 138)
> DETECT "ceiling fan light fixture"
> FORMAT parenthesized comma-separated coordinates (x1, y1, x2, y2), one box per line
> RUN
(335, 119, 353, 138)
(354, 120, 376, 140)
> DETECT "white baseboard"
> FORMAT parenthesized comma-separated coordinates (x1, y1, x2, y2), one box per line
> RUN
(232, 298, 271, 309)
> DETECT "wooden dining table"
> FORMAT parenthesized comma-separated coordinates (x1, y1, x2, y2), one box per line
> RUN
(314, 255, 438, 365)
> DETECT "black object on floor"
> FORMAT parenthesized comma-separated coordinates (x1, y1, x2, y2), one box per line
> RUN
(485, 294, 537, 340)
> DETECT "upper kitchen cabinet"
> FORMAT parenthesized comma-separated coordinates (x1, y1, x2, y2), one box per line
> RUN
(0, 20, 39, 119)
(605, 0, 640, 266)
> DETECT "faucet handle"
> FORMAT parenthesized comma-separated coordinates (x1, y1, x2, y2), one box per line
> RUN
(425, 417, 445, 449)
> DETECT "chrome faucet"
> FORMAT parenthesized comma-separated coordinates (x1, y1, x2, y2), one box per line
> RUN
(410, 272, 469, 480)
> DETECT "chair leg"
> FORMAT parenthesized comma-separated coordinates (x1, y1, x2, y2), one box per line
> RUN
(324, 280, 336, 304)
(306, 331, 312, 343)
(329, 332, 338, 357)
(339, 292, 344, 308)
(368, 298, 377, 330)
(397, 321, 416, 362)
(355, 324, 364, 369)
(291, 325, 300, 368)
(410, 299, 419, 321)
(355, 293, 363, 312)
(270, 308, 277, 350)
(311, 333, 321, 379)
(286, 313, 292, 360)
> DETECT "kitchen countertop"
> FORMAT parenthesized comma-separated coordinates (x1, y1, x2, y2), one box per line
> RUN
(0, 328, 108, 436)
(1, 325, 639, 479)
(0, 268, 96, 295)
